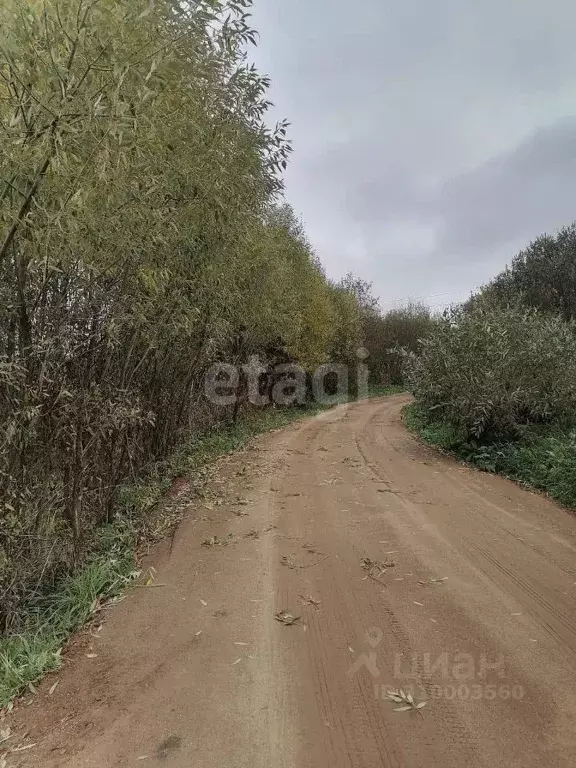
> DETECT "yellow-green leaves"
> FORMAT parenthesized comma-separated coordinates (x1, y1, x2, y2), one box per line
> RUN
(0, 0, 371, 647)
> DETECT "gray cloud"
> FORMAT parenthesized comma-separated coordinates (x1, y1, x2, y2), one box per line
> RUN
(250, 0, 576, 307)
(436, 119, 576, 256)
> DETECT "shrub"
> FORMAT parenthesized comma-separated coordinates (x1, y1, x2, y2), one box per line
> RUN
(409, 305, 576, 440)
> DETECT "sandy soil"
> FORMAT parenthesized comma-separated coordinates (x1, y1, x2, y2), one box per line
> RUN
(7, 395, 576, 767)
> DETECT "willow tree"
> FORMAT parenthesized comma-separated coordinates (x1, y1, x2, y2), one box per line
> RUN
(0, 0, 368, 628)
(0, 0, 293, 625)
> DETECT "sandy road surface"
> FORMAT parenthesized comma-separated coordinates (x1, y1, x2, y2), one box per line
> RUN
(9, 395, 576, 767)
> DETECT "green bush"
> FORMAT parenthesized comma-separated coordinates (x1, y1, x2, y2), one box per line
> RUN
(408, 305, 576, 440)
(405, 404, 576, 510)
(463, 430, 576, 508)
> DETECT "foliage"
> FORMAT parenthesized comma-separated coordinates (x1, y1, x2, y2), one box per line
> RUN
(365, 302, 436, 385)
(402, 403, 464, 450)
(0, 530, 134, 707)
(407, 221, 576, 511)
(0, 388, 395, 707)
(365, 384, 406, 398)
(408, 304, 576, 440)
(0, 0, 374, 630)
(475, 224, 576, 320)
(334, 276, 436, 386)
(404, 404, 576, 510)
(462, 430, 576, 508)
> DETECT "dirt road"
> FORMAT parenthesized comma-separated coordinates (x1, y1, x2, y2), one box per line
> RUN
(11, 396, 576, 767)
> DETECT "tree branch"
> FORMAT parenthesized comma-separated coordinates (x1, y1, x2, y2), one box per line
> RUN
(0, 148, 53, 267)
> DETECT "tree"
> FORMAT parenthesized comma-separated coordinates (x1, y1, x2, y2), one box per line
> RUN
(0, 0, 374, 627)
(478, 224, 576, 321)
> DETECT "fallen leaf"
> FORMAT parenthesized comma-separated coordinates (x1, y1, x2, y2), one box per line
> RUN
(274, 610, 301, 626)
(200, 599, 208, 607)
(11, 743, 37, 752)
(299, 594, 321, 608)
(361, 556, 394, 579)
(49, 681, 59, 695)
(387, 689, 427, 715)
(202, 534, 234, 547)
(419, 577, 448, 586)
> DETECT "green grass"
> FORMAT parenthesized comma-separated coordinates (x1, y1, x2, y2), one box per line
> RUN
(403, 403, 576, 510)
(402, 403, 465, 450)
(0, 542, 134, 707)
(0, 389, 399, 707)
(366, 384, 406, 398)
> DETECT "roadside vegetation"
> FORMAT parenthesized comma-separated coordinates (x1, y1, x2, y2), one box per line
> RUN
(0, 387, 404, 707)
(0, 401, 332, 706)
(405, 224, 576, 511)
(0, 0, 420, 706)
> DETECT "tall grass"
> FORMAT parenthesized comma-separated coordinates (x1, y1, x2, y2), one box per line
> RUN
(0, 546, 133, 707)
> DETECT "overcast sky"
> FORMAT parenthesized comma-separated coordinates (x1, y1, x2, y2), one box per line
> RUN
(249, 0, 576, 311)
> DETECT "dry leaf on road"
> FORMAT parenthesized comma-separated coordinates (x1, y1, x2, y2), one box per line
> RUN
(274, 611, 301, 626)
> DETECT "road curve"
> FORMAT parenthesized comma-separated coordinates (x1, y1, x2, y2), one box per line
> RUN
(12, 395, 576, 767)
